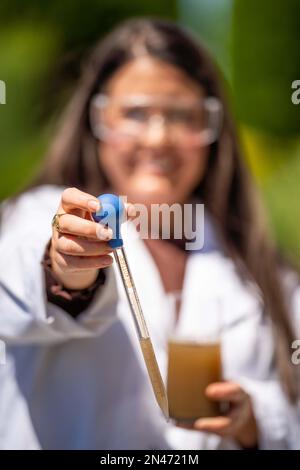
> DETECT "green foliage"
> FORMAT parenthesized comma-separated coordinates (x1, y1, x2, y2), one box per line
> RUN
(264, 146, 300, 265)
(178, 0, 233, 79)
(0, 0, 177, 49)
(0, 23, 60, 198)
(0, 1, 177, 199)
(232, 0, 300, 136)
(230, 0, 300, 263)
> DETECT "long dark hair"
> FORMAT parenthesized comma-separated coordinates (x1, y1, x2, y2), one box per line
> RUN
(29, 18, 298, 401)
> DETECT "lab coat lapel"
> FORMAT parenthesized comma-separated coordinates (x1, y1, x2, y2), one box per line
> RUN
(174, 252, 222, 340)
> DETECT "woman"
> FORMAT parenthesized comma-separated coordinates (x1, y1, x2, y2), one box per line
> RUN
(0, 18, 299, 450)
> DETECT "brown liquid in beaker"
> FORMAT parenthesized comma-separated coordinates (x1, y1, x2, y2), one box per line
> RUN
(167, 340, 222, 422)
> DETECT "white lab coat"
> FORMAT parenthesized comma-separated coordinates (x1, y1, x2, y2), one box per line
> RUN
(0, 185, 299, 450)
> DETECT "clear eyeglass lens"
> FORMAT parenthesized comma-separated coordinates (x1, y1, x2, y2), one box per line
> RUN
(90, 95, 222, 146)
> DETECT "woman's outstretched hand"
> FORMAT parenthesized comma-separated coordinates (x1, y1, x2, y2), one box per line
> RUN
(50, 187, 135, 290)
(178, 381, 258, 448)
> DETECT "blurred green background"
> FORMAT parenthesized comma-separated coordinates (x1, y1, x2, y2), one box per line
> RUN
(0, 0, 299, 264)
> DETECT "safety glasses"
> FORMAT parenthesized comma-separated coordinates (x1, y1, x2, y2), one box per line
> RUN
(90, 94, 223, 147)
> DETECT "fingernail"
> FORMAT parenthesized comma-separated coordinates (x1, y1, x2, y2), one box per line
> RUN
(96, 225, 113, 241)
(128, 204, 137, 218)
(103, 257, 113, 266)
(96, 226, 106, 240)
(88, 199, 100, 211)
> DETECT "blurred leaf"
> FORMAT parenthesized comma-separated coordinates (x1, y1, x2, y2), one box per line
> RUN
(232, 0, 300, 136)
(264, 143, 300, 264)
(240, 126, 300, 264)
(0, 0, 177, 49)
(0, 2, 177, 200)
(178, 0, 233, 79)
(240, 126, 300, 182)
(0, 23, 60, 198)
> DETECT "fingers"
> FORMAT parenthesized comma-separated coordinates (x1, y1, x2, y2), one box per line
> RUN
(57, 189, 136, 238)
(176, 415, 238, 438)
(175, 421, 196, 430)
(49, 188, 139, 284)
(61, 187, 101, 213)
(54, 208, 135, 241)
(54, 213, 113, 241)
(51, 189, 138, 280)
(52, 250, 113, 273)
(55, 234, 113, 257)
(193, 407, 252, 438)
(193, 415, 233, 435)
(61, 188, 137, 219)
(205, 382, 245, 404)
(193, 382, 254, 439)
(124, 202, 137, 220)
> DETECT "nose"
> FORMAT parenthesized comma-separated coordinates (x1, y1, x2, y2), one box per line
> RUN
(142, 115, 171, 147)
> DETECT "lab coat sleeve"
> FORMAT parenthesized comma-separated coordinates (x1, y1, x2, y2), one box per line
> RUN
(239, 378, 292, 449)
(0, 187, 119, 345)
(239, 284, 300, 450)
(0, 236, 119, 345)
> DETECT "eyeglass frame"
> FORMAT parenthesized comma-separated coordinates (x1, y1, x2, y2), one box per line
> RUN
(89, 93, 223, 147)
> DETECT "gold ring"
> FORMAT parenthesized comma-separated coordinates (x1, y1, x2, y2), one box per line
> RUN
(51, 213, 66, 232)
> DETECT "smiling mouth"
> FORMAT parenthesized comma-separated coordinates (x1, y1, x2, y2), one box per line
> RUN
(136, 159, 175, 175)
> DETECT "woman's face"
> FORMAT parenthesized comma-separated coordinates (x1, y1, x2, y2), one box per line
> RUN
(97, 57, 209, 205)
